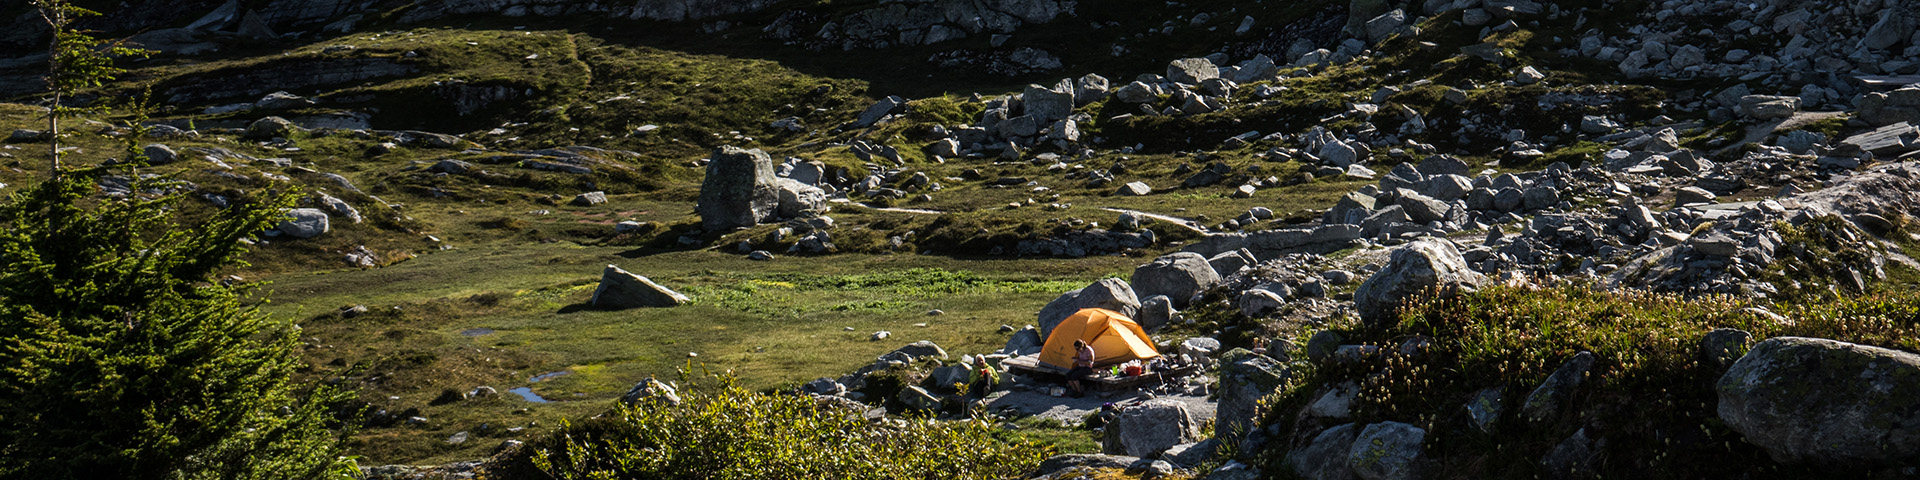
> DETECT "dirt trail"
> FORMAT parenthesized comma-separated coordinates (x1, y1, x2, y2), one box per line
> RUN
(829, 198, 945, 214)
(1101, 207, 1210, 235)
(834, 201, 1215, 234)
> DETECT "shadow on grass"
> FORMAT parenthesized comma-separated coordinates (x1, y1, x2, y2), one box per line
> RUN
(557, 303, 598, 314)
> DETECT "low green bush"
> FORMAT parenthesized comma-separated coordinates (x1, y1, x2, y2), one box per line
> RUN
(499, 372, 1051, 480)
(1258, 284, 1920, 478)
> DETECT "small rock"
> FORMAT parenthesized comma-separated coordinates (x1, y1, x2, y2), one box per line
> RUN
(142, 144, 178, 165)
(620, 377, 681, 406)
(244, 116, 297, 139)
(1523, 351, 1595, 424)
(1465, 386, 1503, 433)
(1540, 428, 1599, 479)
(6, 129, 47, 143)
(854, 95, 906, 127)
(1514, 66, 1545, 85)
(1306, 330, 1343, 363)
(1699, 328, 1751, 369)
(589, 264, 688, 308)
(276, 208, 330, 238)
(571, 191, 607, 206)
(1674, 186, 1717, 206)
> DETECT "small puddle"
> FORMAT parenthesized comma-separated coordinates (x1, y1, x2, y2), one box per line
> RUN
(460, 328, 495, 336)
(530, 371, 572, 382)
(507, 387, 550, 403)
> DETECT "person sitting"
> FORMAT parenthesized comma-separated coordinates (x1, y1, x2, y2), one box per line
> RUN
(1068, 339, 1095, 397)
(967, 356, 998, 399)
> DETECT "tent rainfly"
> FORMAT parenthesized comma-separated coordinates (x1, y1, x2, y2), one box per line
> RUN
(1037, 308, 1161, 371)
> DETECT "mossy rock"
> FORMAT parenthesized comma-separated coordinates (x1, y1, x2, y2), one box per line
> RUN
(1717, 336, 1920, 467)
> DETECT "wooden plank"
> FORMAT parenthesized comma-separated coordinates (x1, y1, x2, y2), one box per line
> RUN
(1001, 355, 1202, 393)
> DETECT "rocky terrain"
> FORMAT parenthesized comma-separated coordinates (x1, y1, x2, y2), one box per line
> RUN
(5, 0, 1920, 477)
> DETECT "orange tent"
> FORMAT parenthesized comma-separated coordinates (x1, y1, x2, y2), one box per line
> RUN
(1037, 308, 1161, 371)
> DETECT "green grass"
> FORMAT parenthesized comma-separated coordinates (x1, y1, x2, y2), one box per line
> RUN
(266, 242, 1140, 464)
(998, 415, 1102, 455)
(1787, 116, 1849, 140)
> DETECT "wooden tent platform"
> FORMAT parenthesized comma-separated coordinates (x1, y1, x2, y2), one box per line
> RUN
(999, 355, 1199, 393)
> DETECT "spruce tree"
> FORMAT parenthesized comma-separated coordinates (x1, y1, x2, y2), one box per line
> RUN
(32, 0, 148, 176)
(0, 1, 351, 478)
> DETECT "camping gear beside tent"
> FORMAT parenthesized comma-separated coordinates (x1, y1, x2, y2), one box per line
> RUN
(1036, 308, 1161, 372)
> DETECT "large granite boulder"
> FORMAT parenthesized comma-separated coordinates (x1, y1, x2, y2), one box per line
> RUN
(888, 340, 949, 360)
(1132, 252, 1221, 308)
(1289, 423, 1359, 480)
(1166, 58, 1220, 84)
(1137, 295, 1176, 333)
(276, 208, 330, 238)
(1023, 83, 1074, 123)
(1074, 73, 1110, 105)
(1717, 337, 1920, 466)
(1102, 399, 1203, 458)
(696, 146, 781, 231)
(897, 385, 941, 411)
(620, 377, 681, 406)
(1038, 278, 1141, 336)
(853, 95, 906, 127)
(1857, 87, 1920, 127)
(1522, 351, 1595, 424)
(1348, 422, 1426, 480)
(1737, 95, 1799, 120)
(774, 178, 829, 218)
(244, 116, 296, 139)
(927, 365, 970, 391)
(1000, 325, 1044, 355)
(590, 264, 689, 308)
(1215, 349, 1288, 442)
(143, 144, 178, 165)
(1354, 238, 1487, 328)
(1030, 454, 1143, 478)
(1206, 461, 1262, 480)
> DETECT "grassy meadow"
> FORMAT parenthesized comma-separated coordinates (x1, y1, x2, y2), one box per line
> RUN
(262, 241, 1139, 463)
